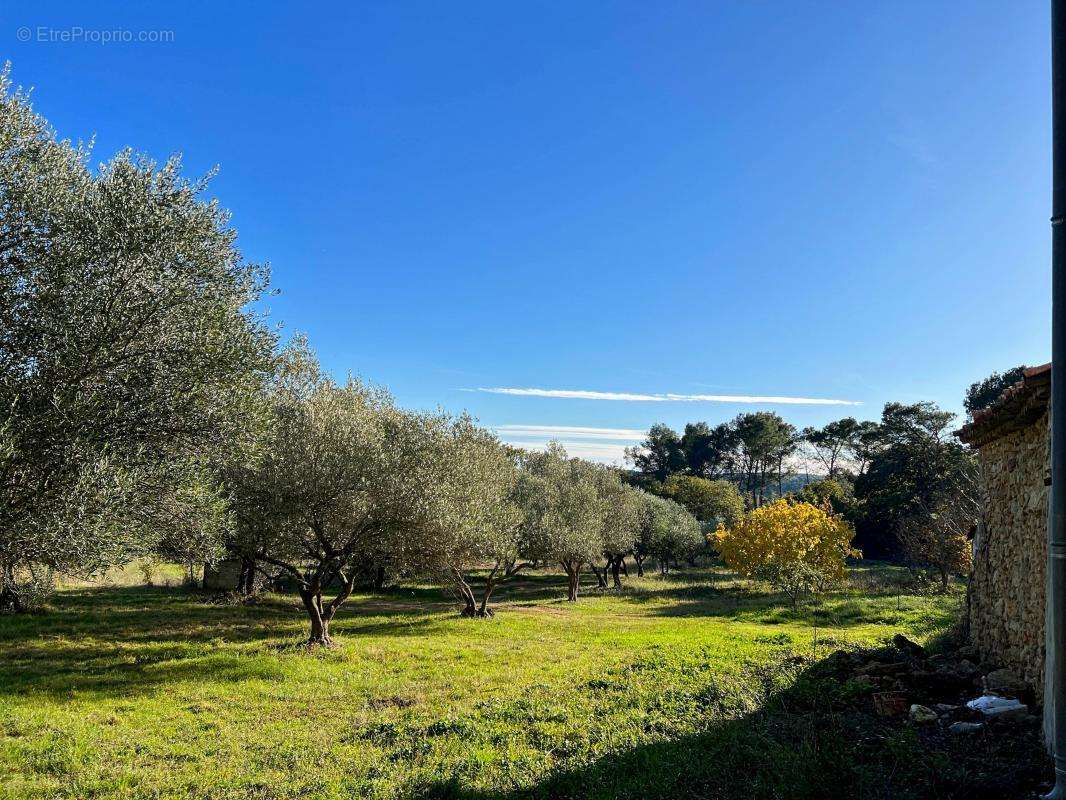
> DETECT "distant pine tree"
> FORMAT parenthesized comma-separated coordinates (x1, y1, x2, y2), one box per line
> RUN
(964, 365, 1028, 417)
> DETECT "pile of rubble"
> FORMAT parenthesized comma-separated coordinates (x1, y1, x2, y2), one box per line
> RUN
(816, 634, 1040, 737)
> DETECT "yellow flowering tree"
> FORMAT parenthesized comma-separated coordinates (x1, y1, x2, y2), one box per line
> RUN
(714, 500, 859, 605)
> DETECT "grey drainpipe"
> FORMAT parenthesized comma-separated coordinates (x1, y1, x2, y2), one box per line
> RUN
(1048, 1, 1066, 797)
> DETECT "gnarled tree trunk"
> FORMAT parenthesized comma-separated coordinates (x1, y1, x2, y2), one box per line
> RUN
(237, 557, 257, 595)
(0, 564, 22, 613)
(297, 570, 358, 646)
(477, 584, 497, 617)
(453, 568, 483, 617)
(454, 560, 531, 618)
(590, 562, 608, 589)
(562, 561, 582, 601)
(299, 587, 332, 645)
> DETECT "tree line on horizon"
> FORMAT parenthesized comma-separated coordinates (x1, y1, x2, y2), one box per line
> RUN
(625, 394, 984, 572)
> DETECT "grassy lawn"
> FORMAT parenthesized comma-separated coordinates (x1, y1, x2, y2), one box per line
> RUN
(0, 565, 963, 800)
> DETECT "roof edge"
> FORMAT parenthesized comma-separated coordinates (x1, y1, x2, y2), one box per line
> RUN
(956, 362, 1050, 447)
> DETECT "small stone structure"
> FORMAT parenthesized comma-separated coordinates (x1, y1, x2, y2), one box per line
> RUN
(203, 558, 244, 591)
(203, 557, 267, 593)
(957, 363, 1050, 706)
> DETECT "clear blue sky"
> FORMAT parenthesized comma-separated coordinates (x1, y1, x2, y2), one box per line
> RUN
(3, 1, 1052, 462)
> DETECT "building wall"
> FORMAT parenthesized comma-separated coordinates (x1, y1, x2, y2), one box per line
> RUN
(970, 409, 1049, 700)
(203, 558, 243, 591)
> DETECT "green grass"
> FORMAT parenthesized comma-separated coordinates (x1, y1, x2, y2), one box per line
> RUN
(56, 559, 190, 590)
(0, 565, 964, 800)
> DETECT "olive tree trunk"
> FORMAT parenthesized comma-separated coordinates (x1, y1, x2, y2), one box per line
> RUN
(453, 560, 531, 618)
(297, 571, 358, 646)
(373, 564, 387, 591)
(299, 588, 332, 645)
(590, 562, 608, 589)
(562, 561, 582, 602)
(0, 564, 23, 613)
(236, 557, 257, 595)
(453, 568, 484, 617)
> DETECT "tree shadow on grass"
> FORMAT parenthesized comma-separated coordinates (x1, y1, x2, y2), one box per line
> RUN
(0, 584, 447, 700)
(623, 587, 962, 635)
(13, 584, 454, 638)
(412, 653, 1050, 800)
(435, 562, 952, 631)
(0, 575, 597, 702)
(481, 571, 582, 604)
(584, 565, 964, 635)
(0, 568, 962, 702)
(0, 573, 714, 701)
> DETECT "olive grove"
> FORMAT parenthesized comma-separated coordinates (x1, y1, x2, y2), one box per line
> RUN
(0, 71, 275, 611)
(0, 67, 724, 641)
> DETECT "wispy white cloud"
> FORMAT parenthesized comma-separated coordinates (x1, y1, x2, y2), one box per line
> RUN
(490, 424, 644, 466)
(493, 424, 646, 440)
(477, 387, 860, 406)
(499, 438, 632, 465)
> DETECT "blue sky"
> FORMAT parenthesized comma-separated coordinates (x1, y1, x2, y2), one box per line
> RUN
(3, 1, 1052, 463)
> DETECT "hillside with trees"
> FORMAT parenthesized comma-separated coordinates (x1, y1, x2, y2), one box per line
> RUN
(625, 401, 978, 565)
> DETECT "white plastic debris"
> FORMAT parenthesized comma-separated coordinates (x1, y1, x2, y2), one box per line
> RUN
(966, 695, 1028, 720)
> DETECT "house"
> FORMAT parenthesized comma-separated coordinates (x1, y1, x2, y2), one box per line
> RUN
(956, 363, 1050, 707)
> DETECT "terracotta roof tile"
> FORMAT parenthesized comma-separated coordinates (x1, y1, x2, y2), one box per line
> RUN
(956, 362, 1050, 447)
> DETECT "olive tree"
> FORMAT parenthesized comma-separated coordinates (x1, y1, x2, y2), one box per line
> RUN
(413, 416, 523, 617)
(147, 462, 233, 584)
(592, 472, 643, 589)
(229, 365, 431, 645)
(638, 494, 702, 575)
(521, 444, 605, 602)
(0, 70, 274, 609)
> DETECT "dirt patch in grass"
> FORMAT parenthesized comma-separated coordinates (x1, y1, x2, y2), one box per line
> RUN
(367, 695, 418, 710)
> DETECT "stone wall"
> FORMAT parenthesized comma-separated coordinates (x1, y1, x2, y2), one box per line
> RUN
(969, 409, 1049, 701)
(203, 558, 244, 591)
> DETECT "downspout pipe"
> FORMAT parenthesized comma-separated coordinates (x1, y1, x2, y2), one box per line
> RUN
(1047, 1, 1066, 797)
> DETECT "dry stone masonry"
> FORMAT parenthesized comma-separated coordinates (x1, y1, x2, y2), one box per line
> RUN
(957, 364, 1051, 704)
